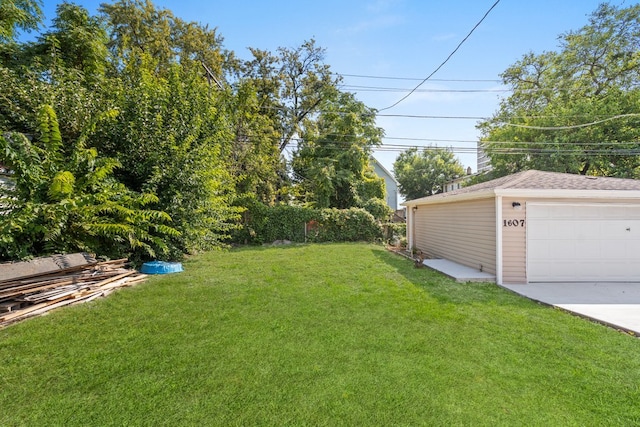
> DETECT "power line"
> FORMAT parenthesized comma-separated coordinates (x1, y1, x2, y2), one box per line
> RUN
(287, 144, 640, 156)
(287, 134, 640, 146)
(377, 114, 486, 119)
(285, 139, 640, 155)
(337, 73, 501, 83)
(257, 104, 640, 124)
(340, 85, 508, 93)
(500, 113, 640, 130)
(378, 0, 502, 111)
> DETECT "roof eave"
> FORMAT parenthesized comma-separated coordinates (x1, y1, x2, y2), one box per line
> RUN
(495, 188, 640, 199)
(402, 189, 495, 207)
(402, 188, 640, 207)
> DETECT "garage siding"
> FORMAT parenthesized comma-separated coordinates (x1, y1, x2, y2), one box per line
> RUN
(502, 197, 527, 284)
(414, 198, 496, 274)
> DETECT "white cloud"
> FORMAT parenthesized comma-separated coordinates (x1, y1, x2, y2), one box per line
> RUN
(366, 0, 402, 14)
(432, 32, 457, 42)
(337, 15, 404, 35)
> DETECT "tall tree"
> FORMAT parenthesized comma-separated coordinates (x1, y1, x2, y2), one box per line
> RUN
(35, 2, 109, 79)
(292, 92, 385, 209)
(394, 147, 465, 200)
(242, 39, 341, 153)
(223, 79, 286, 204)
(478, 3, 640, 178)
(93, 56, 240, 256)
(0, 0, 42, 42)
(99, 0, 229, 76)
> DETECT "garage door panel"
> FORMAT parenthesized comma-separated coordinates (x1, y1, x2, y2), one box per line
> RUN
(527, 204, 640, 282)
(527, 222, 548, 238)
(547, 222, 580, 239)
(577, 243, 601, 259)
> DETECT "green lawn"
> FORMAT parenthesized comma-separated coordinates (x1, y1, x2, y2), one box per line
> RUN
(1, 243, 639, 426)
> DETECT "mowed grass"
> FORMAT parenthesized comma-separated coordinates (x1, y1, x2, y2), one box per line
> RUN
(1, 244, 640, 426)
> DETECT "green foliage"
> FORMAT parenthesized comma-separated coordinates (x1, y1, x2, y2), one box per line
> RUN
(99, 0, 227, 77)
(233, 200, 317, 244)
(478, 3, 640, 179)
(35, 2, 109, 80)
(361, 197, 392, 221)
(93, 58, 240, 256)
(243, 39, 341, 154)
(0, 1, 391, 260)
(233, 202, 383, 244)
(0, 65, 106, 146)
(311, 207, 382, 243)
(223, 80, 286, 204)
(292, 91, 385, 208)
(383, 222, 406, 245)
(393, 147, 465, 200)
(48, 170, 75, 200)
(0, 0, 42, 42)
(0, 106, 179, 261)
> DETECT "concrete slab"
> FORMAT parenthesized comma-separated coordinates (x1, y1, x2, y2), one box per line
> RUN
(501, 282, 640, 336)
(422, 259, 496, 283)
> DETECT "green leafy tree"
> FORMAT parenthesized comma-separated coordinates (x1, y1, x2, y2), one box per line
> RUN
(242, 39, 341, 152)
(478, 3, 640, 178)
(32, 2, 109, 80)
(0, 63, 107, 150)
(394, 147, 465, 200)
(239, 40, 342, 202)
(99, 0, 229, 76)
(292, 91, 385, 209)
(0, 3, 109, 142)
(93, 56, 240, 256)
(0, 0, 42, 42)
(0, 105, 178, 261)
(223, 79, 286, 205)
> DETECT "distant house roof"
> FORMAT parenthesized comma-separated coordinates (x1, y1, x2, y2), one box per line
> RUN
(403, 170, 640, 206)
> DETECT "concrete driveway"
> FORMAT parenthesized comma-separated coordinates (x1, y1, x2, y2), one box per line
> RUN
(418, 257, 640, 336)
(501, 282, 640, 336)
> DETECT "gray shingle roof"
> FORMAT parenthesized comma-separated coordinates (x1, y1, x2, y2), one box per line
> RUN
(404, 170, 640, 205)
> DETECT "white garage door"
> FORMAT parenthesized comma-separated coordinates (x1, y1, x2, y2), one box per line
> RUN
(527, 204, 640, 282)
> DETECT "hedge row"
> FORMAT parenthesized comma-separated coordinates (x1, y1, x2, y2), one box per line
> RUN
(232, 203, 388, 245)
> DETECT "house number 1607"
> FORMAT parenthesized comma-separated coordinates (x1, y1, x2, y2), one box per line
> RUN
(503, 219, 525, 227)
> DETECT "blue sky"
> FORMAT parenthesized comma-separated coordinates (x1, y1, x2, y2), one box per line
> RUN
(35, 0, 624, 174)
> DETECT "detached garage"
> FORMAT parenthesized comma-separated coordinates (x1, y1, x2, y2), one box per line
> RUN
(403, 170, 640, 284)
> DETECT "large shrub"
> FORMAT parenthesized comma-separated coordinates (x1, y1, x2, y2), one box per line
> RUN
(312, 207, 382, 243)
(233, 203, 384, 245)
(233, 200, 317, 244)
(0, 105, 178, 261)
(361, 197, 393, 221)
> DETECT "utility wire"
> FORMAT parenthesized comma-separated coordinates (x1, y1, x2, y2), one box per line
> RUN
(337, 73, 501, 83)
(257, 104, 640, 124)
(341, 85, 508, 93)
(500, 113, 640, 130)
(378, 0, 501, 111)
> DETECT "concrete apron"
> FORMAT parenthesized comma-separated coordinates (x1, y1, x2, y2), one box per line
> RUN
(501, 282, 640, 336)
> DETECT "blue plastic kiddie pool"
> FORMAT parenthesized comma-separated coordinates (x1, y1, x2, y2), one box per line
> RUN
(140, 261, 184, 274)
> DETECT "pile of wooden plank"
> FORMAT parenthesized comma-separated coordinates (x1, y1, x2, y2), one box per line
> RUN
(0, 253, 147, 327)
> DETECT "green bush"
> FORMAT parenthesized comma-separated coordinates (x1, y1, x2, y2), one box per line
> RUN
(311, 207, 382, 243)
(0, 106, 179, 261)
(383, 222, 406, 245)
(233, 201, 317, 244)
(233, 203, 384, 245)
(361, 197, 393, 220)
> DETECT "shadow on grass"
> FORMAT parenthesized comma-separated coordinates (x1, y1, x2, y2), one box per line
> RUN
(371, 247, 536, 308)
